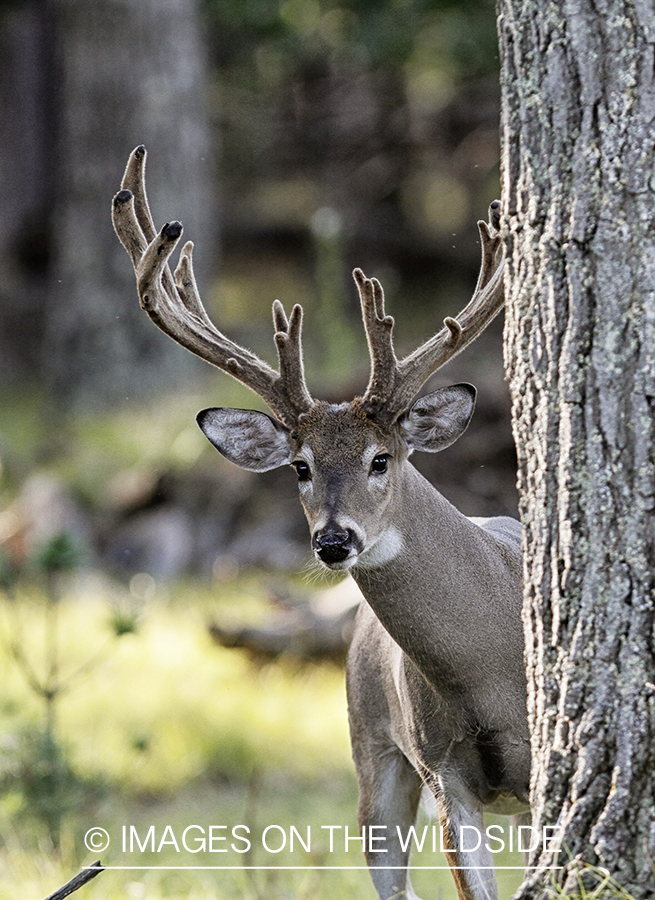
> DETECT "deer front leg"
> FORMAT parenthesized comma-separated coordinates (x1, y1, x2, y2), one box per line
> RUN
(355, 746, 424, 900)
(435, 778, 499, 900)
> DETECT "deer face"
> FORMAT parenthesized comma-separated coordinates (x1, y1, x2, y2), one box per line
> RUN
(290, 401, 406, 570)
(197, 384, 476, 571)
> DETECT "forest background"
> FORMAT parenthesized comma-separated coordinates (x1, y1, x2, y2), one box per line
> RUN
(0, 1, 522, 897)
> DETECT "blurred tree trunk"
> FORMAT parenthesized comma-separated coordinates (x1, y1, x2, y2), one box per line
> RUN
(499, 1, 655, 896)
(0, 0, 218, 406)
(0, 0, 55, 383)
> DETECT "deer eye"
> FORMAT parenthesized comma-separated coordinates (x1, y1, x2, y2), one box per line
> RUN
(293, 460, 312, 481)
(370, 454, 390, 475)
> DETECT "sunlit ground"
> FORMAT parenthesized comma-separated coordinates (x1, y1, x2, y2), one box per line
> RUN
(0, 581, 524, 900)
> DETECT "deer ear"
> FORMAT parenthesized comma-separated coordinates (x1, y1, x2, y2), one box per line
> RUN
(197, 408, 294, 472)
(400, 384, 476, 453)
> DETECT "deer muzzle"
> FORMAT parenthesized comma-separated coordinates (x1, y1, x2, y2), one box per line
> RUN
(312, 527, 360, 566)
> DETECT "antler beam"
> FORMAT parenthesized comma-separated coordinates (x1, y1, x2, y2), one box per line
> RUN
(112, 145, 313, 428)
(355, 201, 505, 424)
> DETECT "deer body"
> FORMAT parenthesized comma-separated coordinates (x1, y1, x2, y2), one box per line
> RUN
(201, 397, 529, 900)
(112, 146, 528, 900)
(348, 502, 527, 900)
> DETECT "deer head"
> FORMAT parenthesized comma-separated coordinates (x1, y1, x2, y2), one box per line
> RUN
(112, 146, 504, 570)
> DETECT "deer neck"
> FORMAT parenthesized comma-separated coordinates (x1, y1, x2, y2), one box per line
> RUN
(349, 462, 523, 696)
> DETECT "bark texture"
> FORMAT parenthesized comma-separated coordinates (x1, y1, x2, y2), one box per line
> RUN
(499, 1, 655, 896)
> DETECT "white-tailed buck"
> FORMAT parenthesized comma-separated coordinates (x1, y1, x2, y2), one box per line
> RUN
(113, 145, 529, 900)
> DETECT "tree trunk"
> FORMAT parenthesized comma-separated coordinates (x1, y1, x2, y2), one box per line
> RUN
(0, 0, 218, 406)
(0, 0, 56, 383)
(498, 1, 655, 896)
(45, 0, 219, 407)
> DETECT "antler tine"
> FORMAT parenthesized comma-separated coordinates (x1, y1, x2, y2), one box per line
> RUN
(112, 147, 313, 427)
(173, 240, 208, 320)
(473, 200, 503, 295)
(273, 301, 313, 418)
(121, 144, 157, 243)
(359, 201, 505, 424)
(354, 268, 400, 415)
(119, 145, 179, 304)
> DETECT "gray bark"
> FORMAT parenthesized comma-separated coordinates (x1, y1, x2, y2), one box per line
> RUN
(498, 0, 655, 896)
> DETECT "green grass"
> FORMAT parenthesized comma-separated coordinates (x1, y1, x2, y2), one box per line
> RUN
(0, 579, 526, 898)
(0, 579, 352, 791)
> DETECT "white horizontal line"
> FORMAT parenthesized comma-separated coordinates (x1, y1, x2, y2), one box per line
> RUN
(82, 865, 563, 871)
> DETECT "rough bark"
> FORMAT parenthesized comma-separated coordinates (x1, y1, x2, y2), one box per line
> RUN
(498, 0, 655, 896)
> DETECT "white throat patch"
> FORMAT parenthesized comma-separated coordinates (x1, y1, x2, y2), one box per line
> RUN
(355, 526, 404, 569)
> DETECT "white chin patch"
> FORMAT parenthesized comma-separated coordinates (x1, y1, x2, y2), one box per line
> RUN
(354, 526, 404, 570)
(323, 556, 357, 571)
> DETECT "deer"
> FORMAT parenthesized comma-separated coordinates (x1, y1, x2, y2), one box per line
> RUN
(112, 145, 529, 900)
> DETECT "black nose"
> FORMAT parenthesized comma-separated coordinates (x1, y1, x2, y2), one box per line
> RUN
(312, 528, 353, 564)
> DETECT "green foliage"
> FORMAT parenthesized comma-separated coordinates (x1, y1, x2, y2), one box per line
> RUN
(0, 535, 125, 848)
(108, 602, 140, 638)
(206, 0, 498, 79)
(0, 726, 98, 853)
(34, 531, 83, 576)
(0, 548, 18, 592)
